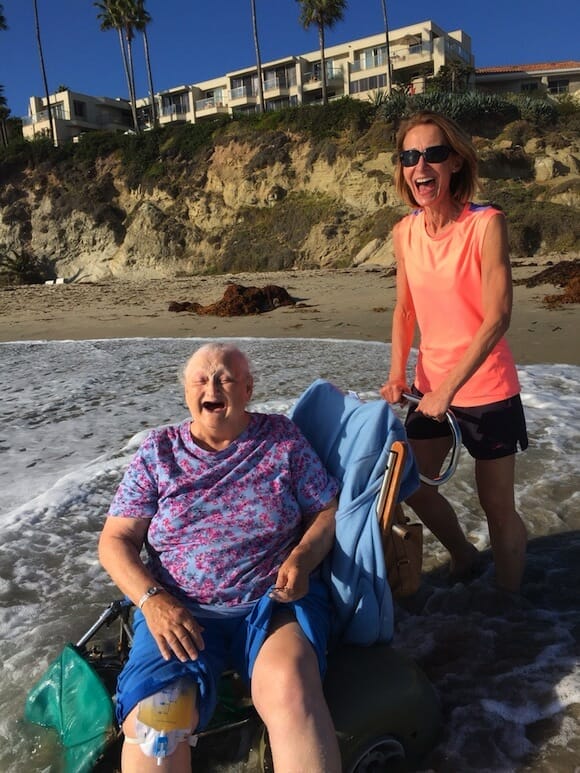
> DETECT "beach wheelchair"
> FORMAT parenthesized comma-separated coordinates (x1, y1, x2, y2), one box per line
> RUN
(25, 379, 460, 772)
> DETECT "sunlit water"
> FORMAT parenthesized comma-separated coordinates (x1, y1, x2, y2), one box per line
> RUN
(1, 337, 578, 772)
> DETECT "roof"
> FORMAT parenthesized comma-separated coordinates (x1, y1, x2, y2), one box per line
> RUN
(476, 61, 580, 74)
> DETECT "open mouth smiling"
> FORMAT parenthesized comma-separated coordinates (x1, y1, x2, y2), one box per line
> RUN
(202, 401, 225, 412)
(415, 177, 436, 190)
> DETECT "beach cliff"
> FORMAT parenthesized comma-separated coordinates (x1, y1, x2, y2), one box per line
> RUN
(0, 106, 579, 284)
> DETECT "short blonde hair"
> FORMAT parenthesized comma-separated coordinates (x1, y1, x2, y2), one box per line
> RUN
(394, 111, 479, 208)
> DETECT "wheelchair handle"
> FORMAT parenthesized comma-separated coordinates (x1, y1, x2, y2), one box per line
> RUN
(402, 392, 462, 486)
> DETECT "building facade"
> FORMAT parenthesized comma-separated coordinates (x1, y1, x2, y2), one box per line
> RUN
(22, 90, 134, 142)
(22, 19, 473, 144)
(475, 61, 580, 98)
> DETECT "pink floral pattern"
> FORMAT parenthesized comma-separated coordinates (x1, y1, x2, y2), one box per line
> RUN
(108, 413, 338, 605)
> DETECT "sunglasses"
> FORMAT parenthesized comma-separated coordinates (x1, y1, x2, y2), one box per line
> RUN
(399, 145, 453, 167)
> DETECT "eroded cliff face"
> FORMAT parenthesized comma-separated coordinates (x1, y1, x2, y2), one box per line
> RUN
(0, 129, 578, 282)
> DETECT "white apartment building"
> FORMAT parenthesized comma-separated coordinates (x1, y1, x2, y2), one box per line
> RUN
(23, 19, 473, 144)
(22, 91, 134, 142)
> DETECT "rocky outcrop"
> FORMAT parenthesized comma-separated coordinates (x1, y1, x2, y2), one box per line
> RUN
(0, 121, 578, 282)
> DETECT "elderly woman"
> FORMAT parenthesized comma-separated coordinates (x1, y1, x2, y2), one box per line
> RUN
(381, 110, 528, 593)
(99, 342, 341, 772)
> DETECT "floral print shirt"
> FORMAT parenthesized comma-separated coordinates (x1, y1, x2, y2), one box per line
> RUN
(108, 413, 339, 606)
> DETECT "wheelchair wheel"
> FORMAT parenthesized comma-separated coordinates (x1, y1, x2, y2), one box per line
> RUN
(345, 735, 406, 773)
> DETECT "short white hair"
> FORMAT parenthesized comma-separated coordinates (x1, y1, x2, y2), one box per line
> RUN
(180, 343, 252, 384)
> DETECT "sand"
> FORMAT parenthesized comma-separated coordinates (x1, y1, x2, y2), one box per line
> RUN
(1, 265, 578, 366)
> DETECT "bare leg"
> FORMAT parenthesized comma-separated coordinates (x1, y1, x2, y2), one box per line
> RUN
(406, 437, 479, 575)
(475, 455, 527, 592)
(120, 695, 198, 773)
(251, 611, 341, 773)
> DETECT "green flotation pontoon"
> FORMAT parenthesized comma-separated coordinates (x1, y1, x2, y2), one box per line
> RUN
(25, 598, 442, 772)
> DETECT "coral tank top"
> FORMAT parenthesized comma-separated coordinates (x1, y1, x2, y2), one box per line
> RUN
(398, 202, 520, 407)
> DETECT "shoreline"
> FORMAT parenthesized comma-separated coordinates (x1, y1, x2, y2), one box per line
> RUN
(1, 266, 578, 366)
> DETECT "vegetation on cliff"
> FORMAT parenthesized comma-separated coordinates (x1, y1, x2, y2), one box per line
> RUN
(0, 92, 579, 285)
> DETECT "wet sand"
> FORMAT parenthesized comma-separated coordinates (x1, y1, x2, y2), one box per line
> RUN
(1, 265, 578, 365)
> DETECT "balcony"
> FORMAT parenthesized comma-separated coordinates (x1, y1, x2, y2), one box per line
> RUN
(161, 104, 188, 117)
(414, 41, 433, 58)
(26, 105, 67, 125)
(228, 85, 257, 109)
(303, 65, 343, 89)
(445, 39, 471, 64)
(194, 97, 230, 116)
(263, 75, 293, 98)
(158, 102, 190, 126)
(351, 53, 388, 73)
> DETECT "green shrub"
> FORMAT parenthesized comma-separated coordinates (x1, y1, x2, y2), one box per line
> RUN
(245, 131, 292, 173)
(380, 92, 520, 138)
(349, 206, 403, 258)
(0, 249, 57, 286)
(216, 192, 339, 273)
(272, 98, 376, 141)
(161, 117, 229, 159)
(73, 131, 123, 163)
(481, 182, 580, 256)
(554, 93, 580, 118)
(508, 95, 559, 126)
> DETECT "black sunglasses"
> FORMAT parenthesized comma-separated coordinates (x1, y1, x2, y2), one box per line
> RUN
(399, 145, 453, 167)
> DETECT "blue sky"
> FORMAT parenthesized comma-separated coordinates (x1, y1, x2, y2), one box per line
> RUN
(2, 0, 577, 118)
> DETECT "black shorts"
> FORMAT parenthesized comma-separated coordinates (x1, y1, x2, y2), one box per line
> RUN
(405, 388, 529, 461)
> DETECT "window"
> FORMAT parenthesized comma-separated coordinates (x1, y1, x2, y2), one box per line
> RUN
(232, 76, 253, 96)
(73, 100, 86, 119)
(52, 101, 66, 120)
(548, 78, 569, 95)
(350, 74, 387, 94)
(522, 82, 539, 92)
(361, 46, 387, 70)
(161, 93, 188, 116)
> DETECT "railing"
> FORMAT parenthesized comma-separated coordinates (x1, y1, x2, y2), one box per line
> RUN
(263, 76, 285, 92)
(446, 39, 471, 63)
(161, 103, 188, 117)
(25, 106, 67, 124)
(263, 73, 296, 91)
(351, 52, 388, 73)
(230, 85, 251, 100)
(409, 42, 432, 56)
(195, 97, 225, 111)
(304, 65, 343, 83)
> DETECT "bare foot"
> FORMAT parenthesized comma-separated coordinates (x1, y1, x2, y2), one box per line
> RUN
(449, 543, 483, 583)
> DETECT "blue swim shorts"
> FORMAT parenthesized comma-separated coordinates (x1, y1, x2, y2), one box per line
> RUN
(115, 577, 331, 731)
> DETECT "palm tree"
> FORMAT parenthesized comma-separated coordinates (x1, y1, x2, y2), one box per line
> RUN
(94, 0, 139, 131)
(133, 0, 157, 126)
(32, 0, 55, 145)
(0, 100, 9, 148)
(250, 0, 265, 113)
(0, 3, 7, 139)
(379, 0, 392, 95)
(296, 0, 347, 106)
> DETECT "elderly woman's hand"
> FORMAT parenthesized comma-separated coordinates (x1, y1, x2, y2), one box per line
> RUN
(269, 553, 310, 603)
(141, 592, 205, 662)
